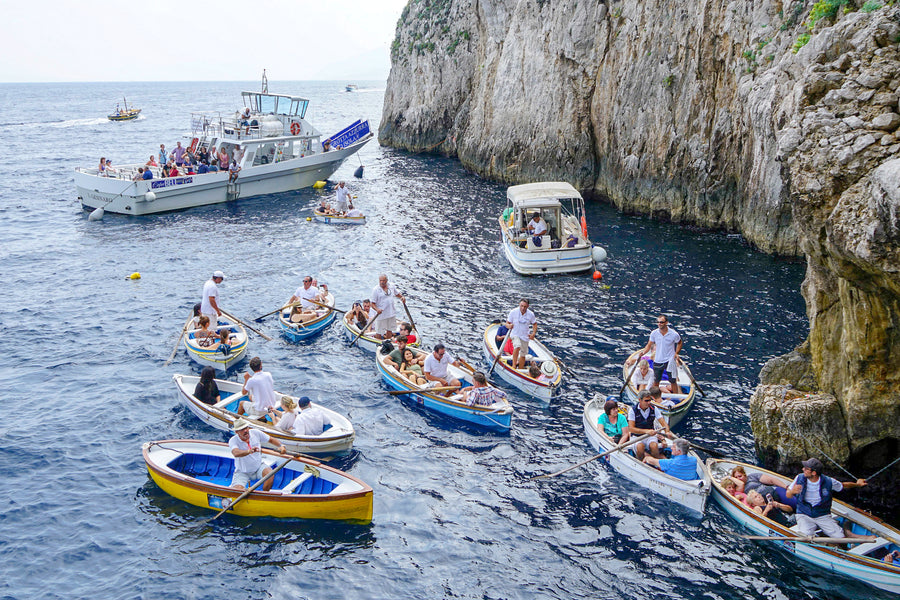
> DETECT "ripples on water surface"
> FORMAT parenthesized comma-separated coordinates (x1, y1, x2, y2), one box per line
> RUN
(0, 81, 885, 600)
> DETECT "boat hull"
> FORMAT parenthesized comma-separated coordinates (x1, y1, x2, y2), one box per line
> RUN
(77, 140, 368, 216)
(183, 317, 248, 371)
(341, 314, 420, 353)
(313, 211, 366, 225)
(481, 322, 561, 400)
(143, 440, 372, 521)
(583, 395, 710, 513)
(705, 458, 900, 594)
(173, 374, 355, 456)
(621, 350, 696, 428)
(500, 231, 594, 275)
(375, 347, 512, 432)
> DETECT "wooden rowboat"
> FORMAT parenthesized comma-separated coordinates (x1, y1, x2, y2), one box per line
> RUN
(376, 345, 513, 432)
(143, 439, 372, 521)
(705, 458, 900, 594)
(277, 290, 336, 342)
(173, 374, 355, 456)
(481, 322, 562, 400)
(621, 349, 696, 427)
(313, 209, 366, 225)
(183, 315, 248, 371)
(341, 311, 420, 353)
(583, 394, 710, 513)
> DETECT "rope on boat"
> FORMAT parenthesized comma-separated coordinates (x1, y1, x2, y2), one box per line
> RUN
(779, 385, 858, 480)
(865, 454, 900, 482)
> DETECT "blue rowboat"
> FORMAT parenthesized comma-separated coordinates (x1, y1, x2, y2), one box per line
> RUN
(375, 345, 513, 432)
(277, 291, 336, 342)
(183, 315, 248, 371)
(705, 458, 900, 594)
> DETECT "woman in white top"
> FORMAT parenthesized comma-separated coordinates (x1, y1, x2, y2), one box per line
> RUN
(267, 396, 298, 432)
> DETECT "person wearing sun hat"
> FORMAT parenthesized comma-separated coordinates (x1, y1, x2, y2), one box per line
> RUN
(786, 457, 868, 538)
(201, 270, 226, 326)
(228, 418, 287, 491)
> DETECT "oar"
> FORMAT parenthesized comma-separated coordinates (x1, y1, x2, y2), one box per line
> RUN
(530, 431, 659, 480)
(741, 535, 876, 544)
(487, 328, 512, 378)
(677, 356, 705, 397)
(456, 357, 479, 375)
(349, 321, 370, 347)
(220, 309, 273, 341)
(205, 453, 294, 523)
(619, 350, 642, 395)
(308, 298, 345, 313)
(388, 385, 459, 395)
(165, 313, 195, 366)
(401, 299, 417, 333)
(253, 301, 302, 322)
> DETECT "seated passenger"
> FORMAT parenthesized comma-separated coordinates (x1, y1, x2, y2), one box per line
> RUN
(399, 348, 427, 386)
(385, 335, 422, 369)
(643, 438, 698, 481)
(626, 389, 671, 460)
(538, 361, 557, 382)
(318, 199, 335, 214)
(194, 316, 218, 347)
(266, 395, 297, 433)
(631, 358, 654, 391)
(597, 399, 630, 444)
(292, 396, 331, 436)
(460, 371, 508, 407)
(133, 167, 145, 181)
(423, 343, 462, 395)
(142, 167, 153, 180)
(193, 366, 220, 405)
(197, 162, 209, 174)
(146, 155, 158, 168)
(212, 328, 239, 353)
(346, 207, 364, 218)
(397, 322, 416, 345)
(721, 477, 747, 501)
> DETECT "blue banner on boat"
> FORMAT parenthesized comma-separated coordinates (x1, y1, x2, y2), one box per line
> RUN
(328, 120, 370, 149)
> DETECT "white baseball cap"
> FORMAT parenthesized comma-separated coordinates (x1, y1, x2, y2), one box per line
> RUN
(213, 270, 225, 279)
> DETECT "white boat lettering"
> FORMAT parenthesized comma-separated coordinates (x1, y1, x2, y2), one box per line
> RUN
(151, 177, 193, 190)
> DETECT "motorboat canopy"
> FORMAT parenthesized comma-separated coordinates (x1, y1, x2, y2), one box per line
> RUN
(241, 91, 308, 119)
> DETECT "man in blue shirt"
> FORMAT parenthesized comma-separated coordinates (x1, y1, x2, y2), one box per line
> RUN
(643, 438, 698, 480)
(142, 167, 153, 180)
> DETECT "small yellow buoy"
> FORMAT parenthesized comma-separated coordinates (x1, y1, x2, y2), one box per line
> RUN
(313, 180, 327, 189)
(592, 270, 603, 280)
(306, 216, 312, 221)
(129, 272, 141, 280)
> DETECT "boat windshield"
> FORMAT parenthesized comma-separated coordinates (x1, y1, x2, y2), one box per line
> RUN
(242, 92, 308, 119)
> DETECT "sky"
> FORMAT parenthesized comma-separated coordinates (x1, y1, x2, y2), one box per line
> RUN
(0, 0, 410, 82)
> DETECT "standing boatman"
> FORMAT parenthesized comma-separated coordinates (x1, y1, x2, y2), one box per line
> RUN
(201, 270, 225, 327)
(626, 315, 682, 391)
(335, 181, 351, 214)
(370, 274, 405, 337)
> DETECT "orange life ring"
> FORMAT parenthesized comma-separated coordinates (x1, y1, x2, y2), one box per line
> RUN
(290, 122, 301, 135)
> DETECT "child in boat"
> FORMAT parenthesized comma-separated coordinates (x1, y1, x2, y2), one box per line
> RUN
(721, 477, 747, 501)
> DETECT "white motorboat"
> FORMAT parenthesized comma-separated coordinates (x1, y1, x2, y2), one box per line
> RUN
(499, 182, 605, 275)
(78, 73, 373, 216)
(583, 394, 710, 513)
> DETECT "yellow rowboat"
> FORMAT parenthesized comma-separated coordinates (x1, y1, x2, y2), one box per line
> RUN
(183, 314, 248, 371)
(143, 439, 373, 522)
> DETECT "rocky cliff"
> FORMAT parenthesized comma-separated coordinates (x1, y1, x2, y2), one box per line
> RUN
(381, 0, 900, 491)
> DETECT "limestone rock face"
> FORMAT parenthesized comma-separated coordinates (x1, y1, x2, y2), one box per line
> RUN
(382, 1, 900, 482)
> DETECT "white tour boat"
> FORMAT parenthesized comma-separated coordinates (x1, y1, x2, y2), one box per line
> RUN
(498, 182, 605, 275)
(77, 74, 373, 216)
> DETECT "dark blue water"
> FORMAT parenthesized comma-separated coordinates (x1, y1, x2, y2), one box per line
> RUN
(0, 80, 884, 599)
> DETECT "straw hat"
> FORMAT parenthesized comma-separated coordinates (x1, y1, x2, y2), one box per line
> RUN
(232, 418, 251, 431)
(540, 361, 558, 378)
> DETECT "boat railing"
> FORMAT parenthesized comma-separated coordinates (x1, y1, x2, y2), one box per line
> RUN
(76, 164, 223, 181)
(190, 112, 315, 143)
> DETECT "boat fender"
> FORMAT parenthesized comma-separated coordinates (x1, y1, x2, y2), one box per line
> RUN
(354, 165, 364, 178)
(128, 272, 141, 280)
(593, 270, 603, 280)
(144, 191, 157, 202)
(591, 246, 608, 263)
(313, 180, 327, 189)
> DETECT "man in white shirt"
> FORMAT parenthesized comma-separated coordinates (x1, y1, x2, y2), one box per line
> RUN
(423, 343, 462, 392)
(506, 299, 537, 369)
(200, 270, 225, 326)
(627, 315, 683, 391)
(288, 276, 318, 310)
(228, 418, 287, 490)
(292, 396, 331, 436)
(335, 181, 351, 213)
(526, 212, 548, 237)
(238, 357, 277, 419)
(371, 274, 405, 337)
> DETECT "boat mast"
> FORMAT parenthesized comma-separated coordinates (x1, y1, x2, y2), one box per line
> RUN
(123, 96, 128, 111)
(261, 69, 268, 93)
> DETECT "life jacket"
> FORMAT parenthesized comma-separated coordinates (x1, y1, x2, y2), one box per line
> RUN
(632, 404, 657, 430)
(795, 473, 835, 518)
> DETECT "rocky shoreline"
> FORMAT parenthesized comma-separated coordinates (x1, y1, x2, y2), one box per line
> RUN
(380, 0, 900, 509)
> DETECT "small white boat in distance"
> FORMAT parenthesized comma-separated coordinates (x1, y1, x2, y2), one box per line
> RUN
(345, 84, 358, 92)
(77, 74, 373, 216)
(583, 394, 710, 513)
(499, 182, 603, 275)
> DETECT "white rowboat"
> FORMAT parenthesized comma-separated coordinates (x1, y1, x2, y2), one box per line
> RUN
(481, 322, 562, 400)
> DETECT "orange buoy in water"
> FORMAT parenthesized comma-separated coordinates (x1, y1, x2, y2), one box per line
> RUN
(593, 270, 603, 280)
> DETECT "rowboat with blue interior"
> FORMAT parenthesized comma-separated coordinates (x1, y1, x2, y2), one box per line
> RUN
(583, 394, 710, 513)
(183, 315, 247, 371)
(375, 345, 513, 432)
(498, 182, 606, 275)
(481, 322, 562, 400)
(341, 311, 420, 353)
(313, 209, 366, 225)
(621, 349, 696, 428)
(78, 71, 373, 216)
(143, 439, 373, 521)
(705, 458, 900, 594)
(277, 289, 336, 342)
(173, 374, 355, 456)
